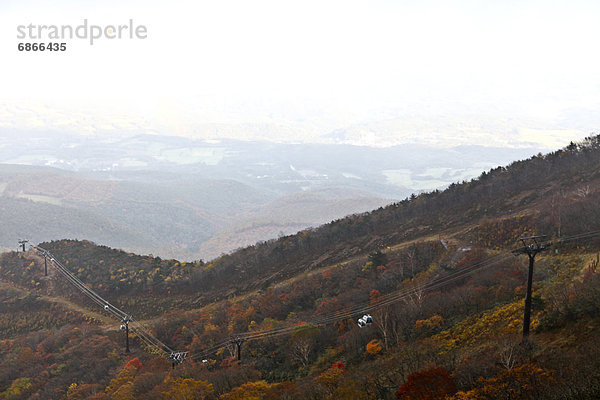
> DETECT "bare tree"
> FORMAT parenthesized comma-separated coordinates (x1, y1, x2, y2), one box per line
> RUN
(289, 335, 313, 368)
(496, 336, 521, 370)
(289, 325, 317, 368)
(373, 306, 391, 350)
(575, 185, 590, 198)
(407, 246, 416, 277)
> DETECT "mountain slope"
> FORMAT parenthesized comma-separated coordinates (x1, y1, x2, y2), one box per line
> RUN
(188, 136, 600, 301)
(0, 164, 390, 259)
(0, 136, 599, 399)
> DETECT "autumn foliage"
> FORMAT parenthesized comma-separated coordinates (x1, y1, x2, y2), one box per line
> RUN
(395, 367, 456, 400)
(449, 363, 553, 400)
(161, 377, 214, 400)
(366, 339, 383, 354)
(0, 137, 600, 399)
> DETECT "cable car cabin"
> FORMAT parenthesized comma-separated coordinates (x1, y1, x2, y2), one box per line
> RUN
(120, 324, 126, 331)
(104, 305, 110, 311)
(357, 314, 374, 328)
(167, 351, 188, 368)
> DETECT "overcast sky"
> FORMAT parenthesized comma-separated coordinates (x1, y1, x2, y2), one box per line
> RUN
(1, 0, 599, 147)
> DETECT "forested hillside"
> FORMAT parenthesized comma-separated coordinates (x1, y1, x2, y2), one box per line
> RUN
(0, 136, 599, 399)
(0, 164, 389, 259)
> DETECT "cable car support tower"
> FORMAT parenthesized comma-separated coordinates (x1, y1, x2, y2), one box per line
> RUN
(512, 235, 548, 340)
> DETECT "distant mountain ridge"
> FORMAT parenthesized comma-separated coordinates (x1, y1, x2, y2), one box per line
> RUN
(0, 130, 548, 258)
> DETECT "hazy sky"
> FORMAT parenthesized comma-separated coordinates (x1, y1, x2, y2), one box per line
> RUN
(1, 0, 599, 147)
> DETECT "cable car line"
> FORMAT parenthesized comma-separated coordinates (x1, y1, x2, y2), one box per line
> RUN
(30, 245, 175, 357)
(19, 229, 600, 365)
(36, 247, 127, 319)
(226, 252, 514, 342)
(185, 251, 517, 361)
(186, 229, 600, 361)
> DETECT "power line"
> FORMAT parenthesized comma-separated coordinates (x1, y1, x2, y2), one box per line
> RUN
(186, 251, 517, 361)
(187, 229, 600, 362)
(30, 245, 175, 358)
(19, 229, 600, 364)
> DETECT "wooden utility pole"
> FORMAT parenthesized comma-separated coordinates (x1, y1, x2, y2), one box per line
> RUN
(513, 235, 547, 339)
